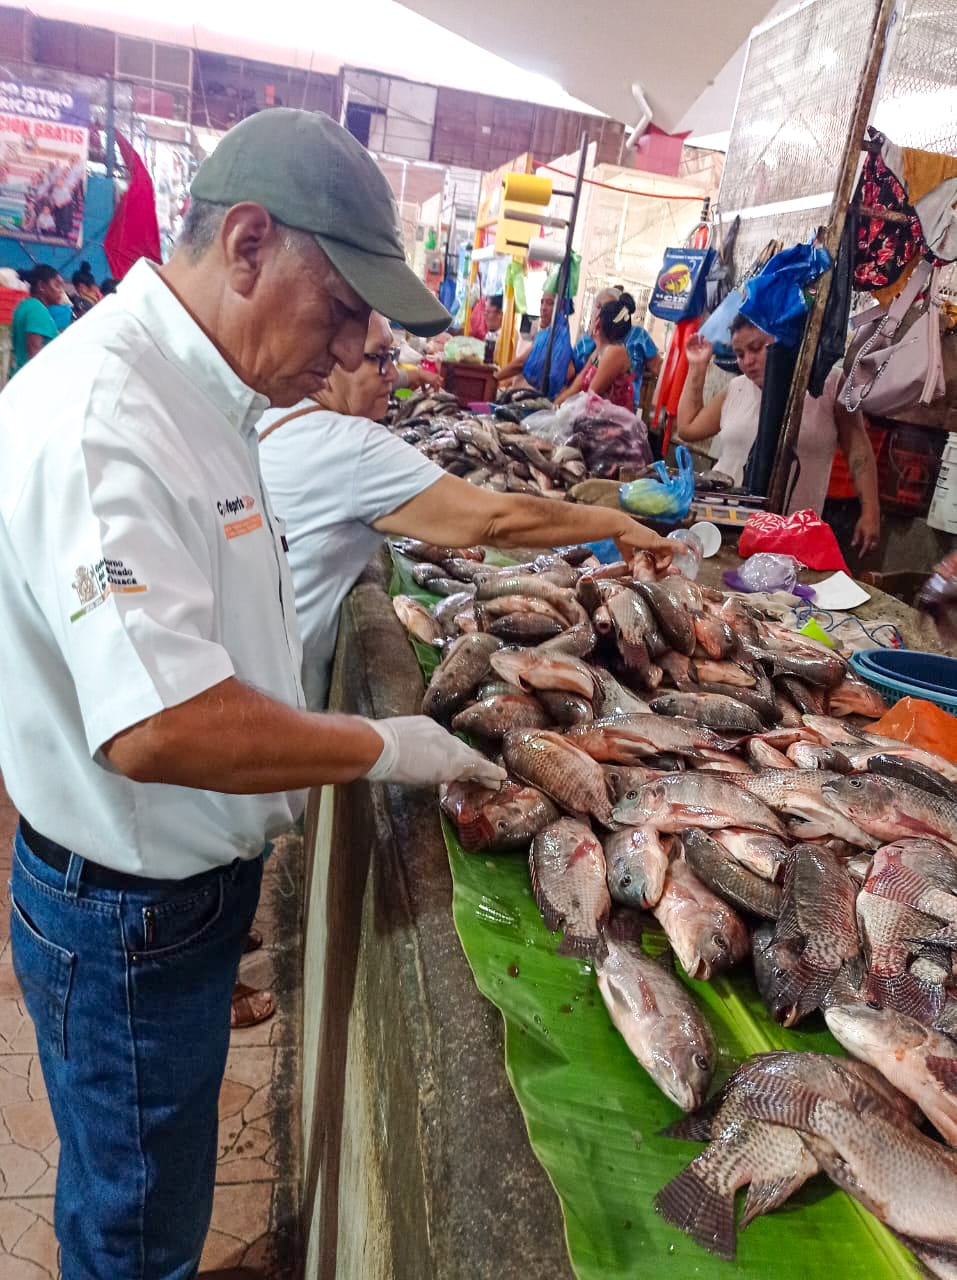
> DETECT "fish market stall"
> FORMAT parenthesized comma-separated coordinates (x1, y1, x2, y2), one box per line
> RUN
(299, 530, 957, 1277)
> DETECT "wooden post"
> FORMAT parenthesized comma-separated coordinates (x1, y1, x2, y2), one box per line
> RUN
(766, 0, 897, 513)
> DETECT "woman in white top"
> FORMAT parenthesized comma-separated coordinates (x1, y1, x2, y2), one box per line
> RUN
(676, 315, 880, 554)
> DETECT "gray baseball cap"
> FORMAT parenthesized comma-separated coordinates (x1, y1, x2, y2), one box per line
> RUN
(191, 109, 450, 337)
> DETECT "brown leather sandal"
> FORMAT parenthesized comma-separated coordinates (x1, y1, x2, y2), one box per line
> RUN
(230, 982, 276, 1029)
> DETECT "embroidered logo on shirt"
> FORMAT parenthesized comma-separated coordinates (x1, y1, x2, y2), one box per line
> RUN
(70, 558, 146, 622)
(217, 493, 262, 540)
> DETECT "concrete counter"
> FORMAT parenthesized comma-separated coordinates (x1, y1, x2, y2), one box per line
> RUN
(299, 553, 573, 1280)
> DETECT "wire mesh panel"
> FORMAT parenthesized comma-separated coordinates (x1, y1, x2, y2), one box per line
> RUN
(720, 0, 881, 214)
(876, 0, 957, 154)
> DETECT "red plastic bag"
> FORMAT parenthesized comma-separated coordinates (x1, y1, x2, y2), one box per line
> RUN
(737, 508, 849, 573)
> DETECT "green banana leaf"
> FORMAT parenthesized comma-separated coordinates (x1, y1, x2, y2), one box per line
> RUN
(389, 550, 922, 1279)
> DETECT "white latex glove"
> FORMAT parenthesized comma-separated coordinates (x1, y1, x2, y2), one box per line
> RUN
(363, 716, 507, 787)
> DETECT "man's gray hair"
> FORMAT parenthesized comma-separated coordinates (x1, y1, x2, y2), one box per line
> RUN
(178, 198, 318, 261)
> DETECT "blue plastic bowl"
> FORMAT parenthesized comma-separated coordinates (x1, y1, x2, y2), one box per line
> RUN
(850, 649, 957, 714)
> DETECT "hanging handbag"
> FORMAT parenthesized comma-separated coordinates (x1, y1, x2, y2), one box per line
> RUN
(648, 245, 716, 323)
(842, 259, 945, 415)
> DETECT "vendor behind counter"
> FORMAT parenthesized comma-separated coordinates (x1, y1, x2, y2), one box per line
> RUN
(676, 316, 881, 556)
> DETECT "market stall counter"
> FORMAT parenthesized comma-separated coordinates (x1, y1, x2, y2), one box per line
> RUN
(298, 548, 573, 1280)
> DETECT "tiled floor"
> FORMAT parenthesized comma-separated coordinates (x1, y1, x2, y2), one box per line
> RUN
(0, 784, 303, 1279)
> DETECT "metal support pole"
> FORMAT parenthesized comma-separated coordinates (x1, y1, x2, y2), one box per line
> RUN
(542, 132, 588, 394)
(765, 0, 897, 513)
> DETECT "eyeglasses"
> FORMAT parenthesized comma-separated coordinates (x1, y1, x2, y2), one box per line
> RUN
(363, 346, 400, 376)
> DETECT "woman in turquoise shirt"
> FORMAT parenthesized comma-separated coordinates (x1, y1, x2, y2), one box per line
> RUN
(10, 265, 67, 375)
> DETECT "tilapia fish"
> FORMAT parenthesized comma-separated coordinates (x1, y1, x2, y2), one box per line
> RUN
(714, 829, 790, 882)
(827, 672, 888, 718)
(589, 666, 650, 717)
(634, 581, 696, 655)
(440, 779, 559, 852)
(652, 859, 750, 980)
(866, 838, 957, 925)
(530, 818, 610, 957)
(825, 1003, 957, 1145)
(536, 690, 594, 727)
(537, 620, 597, 659)
(738, 1068, 957, 1255)
(393, 539, 484, 564)
(612, 772, 786, 838)
(763, 843, 860, 1025)
(786, 742, 851, 772)
(680, 829, 782, 918)
(475, 573, 587, 627)
(856, 878, 947, 1022)
(865, 753, 957, 804)
(649, 691, 764, 734)
(823, 774, 957, 851)
(596, 913, 715, 1110)
(503, 729, 614, 826)
(604, 826, 672, 909)
(565, 714, 732, 766)
(490, 648, 597, 701)
(422, 633, 502, 719)
(488, 613, 565, 643)
(393, 594, 443, 645)
(656, 1050, 915, 1260)
(451, 693, 549, 741)
(734, 769, 877, 848)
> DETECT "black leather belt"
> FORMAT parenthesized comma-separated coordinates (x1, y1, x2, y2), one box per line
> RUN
(19, 819, 204, 893)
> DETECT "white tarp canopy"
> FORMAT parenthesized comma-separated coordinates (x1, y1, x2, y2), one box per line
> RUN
(396, 0, 780, 134)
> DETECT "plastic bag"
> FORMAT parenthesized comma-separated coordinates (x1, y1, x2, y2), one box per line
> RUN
(522, 309, 573, 399)
(443, 335, 486, 364)
(740, 239, 833, 348)
(869, 696, 957, 764)
(522, 391, 591, 445)
(723, 553, 810, 595)
(738, 509, 849, 573)
(619, 445, 695, 521)
(699, 287, 746, 347)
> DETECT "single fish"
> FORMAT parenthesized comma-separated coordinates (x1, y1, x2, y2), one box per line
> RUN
(765, 843, 860, 1024)
(866, 754, 957, 804)
(786, 742, 851, 772)
(530, 818, 611, 957)
(736, 1071, 957, 1253)
(775, 676, 826, 716)
(659, 651, 697, 691)
(680, 829, 782, 918)
(692, 613, 736, 660)
(699, 681, 777, 722)
(411, 560, 453, 587)
(440, 779, 560, 852)
(604, 826, 672, 909)
(748, 738, 794, 770)
(762, 649, 847, 689)
(503, 729, 614, 826)
(433, 591, 477, 634)
(734, 770, 877, 847)
(714, 829, 790, 882)
(421, 633, 502, 719)
(652, 859, 750, 980)
(393, 539, 484, 564)
(856, 880, 947, 1022)
(441, 556, 497, 583)
(596, 912, 715, 1110)
(393, 594, 443, 645)
(451, 693, 550, 742)
(603, 586, 658, 668)
(633, 581, 696, 656)
(801, 714, 873, 746)
(490, 648, 597, 701)
(475, 573, 587, 627)
(479, 595, 568, 624)
(537, 620, 597, 658)
(825, 1003, 957, 1145)
(823, 774, 957, 851)
(488, 613, 565, 643)
(827, 673, 888, 718)
(650, 691, 764, 734)
(846, 740, 957, 787)
(535, 690, 594, 727)
(613, 771, 786, 838)
(589, 666, 650, 717)
(565, 714, 733, 766)
(656, 1050, 916, 1260)
(693, 659, 758, 688)
(774, 692, 805, 727)
(866, 838, 957, 924)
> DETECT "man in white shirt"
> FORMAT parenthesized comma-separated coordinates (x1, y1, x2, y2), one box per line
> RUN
(0, 109, 501, 1279)
(259, 312, 674, 711)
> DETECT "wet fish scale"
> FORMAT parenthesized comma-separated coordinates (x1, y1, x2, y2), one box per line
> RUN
(503, 729, 614, 826)
(824, 774, 957, 850)
(530, 818, 610, 957)
(450, 693, 549, 741)
(440, 779, 559, 852)
(422, 633, 502, 719)
(680, 829, 782, 918)
(612, 772, 786, 838)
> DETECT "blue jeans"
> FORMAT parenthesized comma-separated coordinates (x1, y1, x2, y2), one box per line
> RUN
(10, 827, 263, 1279)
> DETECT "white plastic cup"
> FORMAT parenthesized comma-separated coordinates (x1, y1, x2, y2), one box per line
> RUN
(689, 520, 721, 558)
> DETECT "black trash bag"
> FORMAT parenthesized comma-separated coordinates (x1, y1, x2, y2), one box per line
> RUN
(743, 324, 807, 504)
(809, 217, 854, 398)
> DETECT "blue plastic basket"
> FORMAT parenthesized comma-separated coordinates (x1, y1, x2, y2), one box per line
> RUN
(850, 649, 957, 714)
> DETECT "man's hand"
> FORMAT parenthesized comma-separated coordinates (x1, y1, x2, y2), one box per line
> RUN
(364, 716, 507, 787)
(852, 507, 880, 556)
(684, 333, 713, 369)
(613, 520, 674, 573)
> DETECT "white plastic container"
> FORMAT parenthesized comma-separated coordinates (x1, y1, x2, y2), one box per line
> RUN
(928, 446, 957, 533)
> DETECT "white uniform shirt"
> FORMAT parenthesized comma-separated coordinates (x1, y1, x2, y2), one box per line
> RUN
(0, 260, 306, 878)
(258, 403, 443, 709)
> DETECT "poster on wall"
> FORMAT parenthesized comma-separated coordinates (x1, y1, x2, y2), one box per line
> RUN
(0, 79, 89, 248)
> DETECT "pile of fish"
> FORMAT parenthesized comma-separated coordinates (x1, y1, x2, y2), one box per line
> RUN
(391, 539, 957, 1273)
(388, 388, 585, 498)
